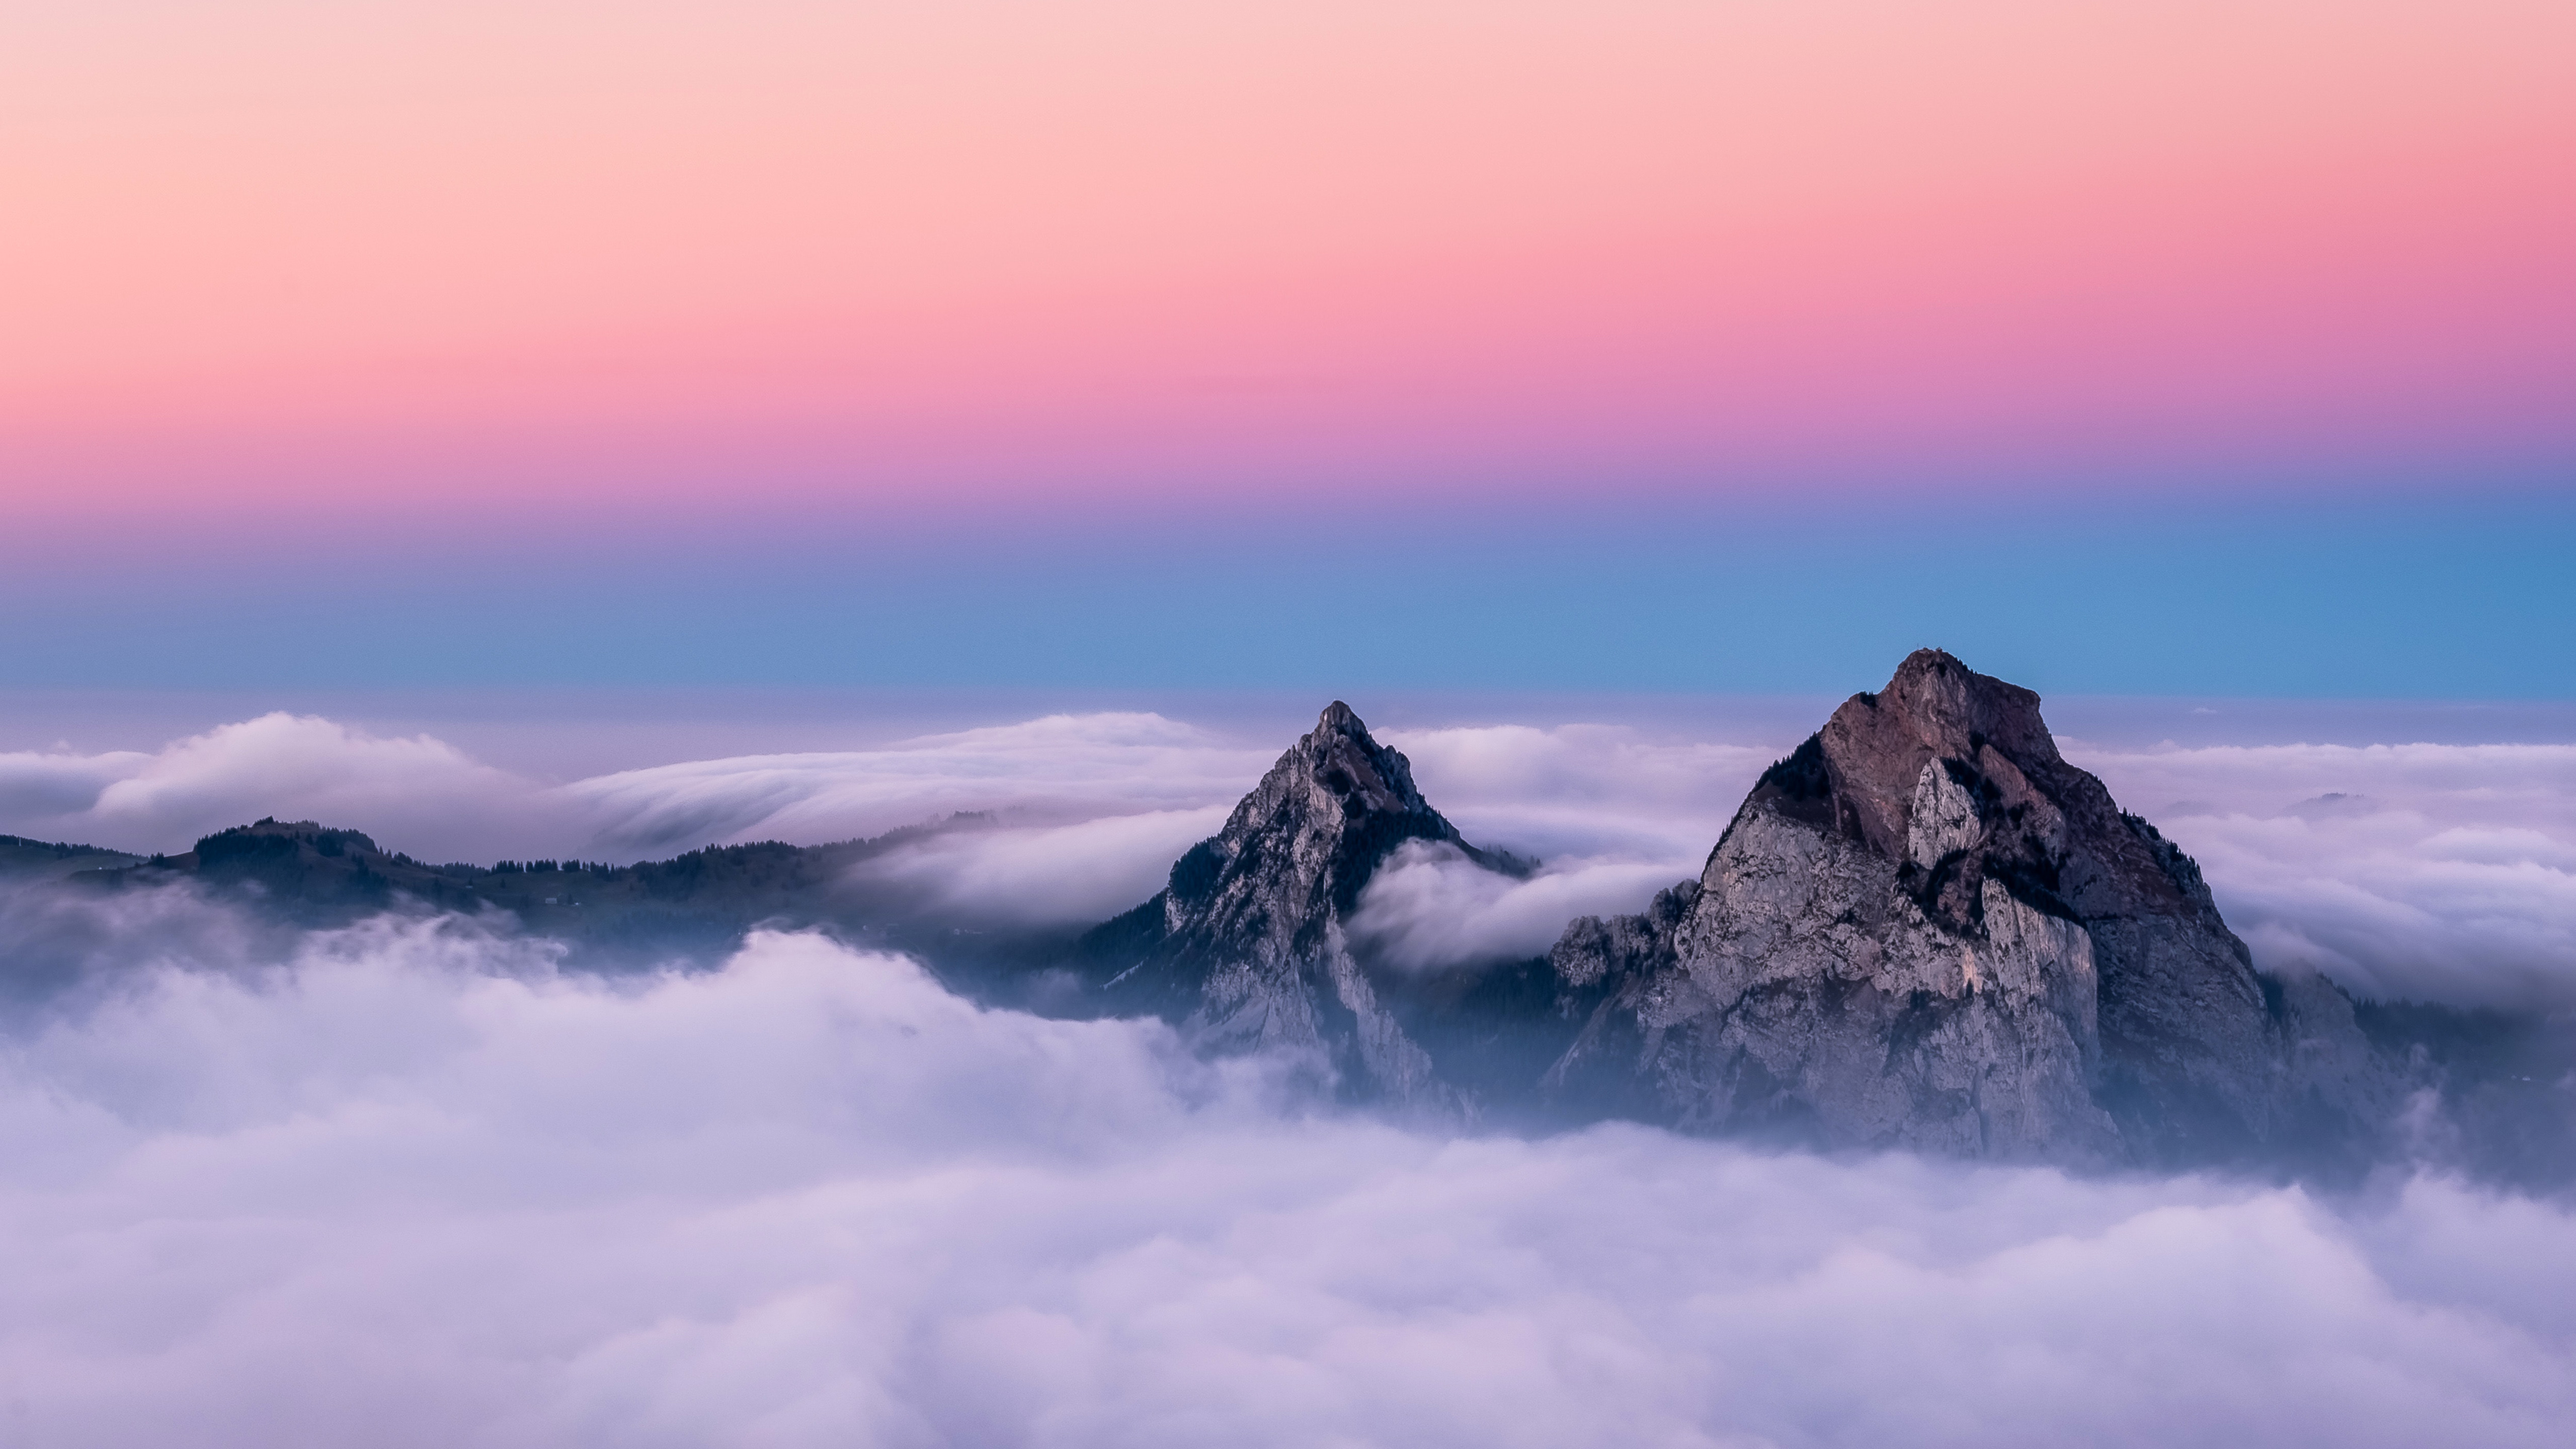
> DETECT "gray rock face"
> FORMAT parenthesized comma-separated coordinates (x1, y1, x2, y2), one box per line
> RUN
(1085, 703, 1522, 1106)
(1544, 650, 2390, 1167)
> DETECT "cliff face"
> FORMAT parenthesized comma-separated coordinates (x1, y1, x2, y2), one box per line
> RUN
(1085, 702, 1522, 1106)
(1544, 650, 2388, 1167)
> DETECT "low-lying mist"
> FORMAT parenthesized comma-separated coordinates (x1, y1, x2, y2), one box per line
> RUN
(1, 901, 2571, 1447)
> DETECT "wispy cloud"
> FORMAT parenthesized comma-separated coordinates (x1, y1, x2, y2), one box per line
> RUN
(848, 806, 1234, 926)
(562, 712, 1270, 854)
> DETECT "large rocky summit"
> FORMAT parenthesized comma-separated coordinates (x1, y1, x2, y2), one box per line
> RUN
(1086, 702, 1526, 1106)
(1545, 650, 2387, 1167)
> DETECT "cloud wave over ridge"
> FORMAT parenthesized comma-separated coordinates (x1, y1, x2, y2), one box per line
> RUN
(0, 912, 2572, 1446)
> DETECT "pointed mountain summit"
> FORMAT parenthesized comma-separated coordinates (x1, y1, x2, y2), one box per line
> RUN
(1086, 701, 1525, 1104)
(1545, 649, 2388, 1166)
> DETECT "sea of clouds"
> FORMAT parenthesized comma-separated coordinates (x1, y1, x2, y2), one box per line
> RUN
(0, 906, 2569, 1446)
(4, 704, 2576, 1442)
(4, 706, 2572, 1004)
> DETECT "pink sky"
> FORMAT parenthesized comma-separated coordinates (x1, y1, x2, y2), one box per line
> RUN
(5, 1, 2570, 522)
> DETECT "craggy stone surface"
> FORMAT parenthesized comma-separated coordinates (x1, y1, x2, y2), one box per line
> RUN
(1544, 650, 2391, 1167)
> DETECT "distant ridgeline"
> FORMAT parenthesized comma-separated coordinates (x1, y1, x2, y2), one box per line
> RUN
(40, 814, 1017, 971)
(10, 654, 2572, 1185)
(0, 834, 143, 879)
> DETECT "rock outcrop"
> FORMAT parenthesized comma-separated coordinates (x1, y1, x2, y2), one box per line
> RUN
(1543, 650, 2389, 1167)
(1084, 702, 1526, 1106)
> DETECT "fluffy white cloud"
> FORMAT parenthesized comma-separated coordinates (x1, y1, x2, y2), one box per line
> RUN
(0, 714, 564, 863)
(1332, 723, 1773, 970)
(0, 915, 2570, 1447)
(1348, 840, 1686, 971)
(1385, 721, 1770, 866)
(2071, 741, 2576, 1008)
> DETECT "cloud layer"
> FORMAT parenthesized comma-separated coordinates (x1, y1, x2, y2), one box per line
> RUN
(1, 914, 2571, 1446)
(2077, 740, 2576, 1009)
(7, 708, 2575, 1005)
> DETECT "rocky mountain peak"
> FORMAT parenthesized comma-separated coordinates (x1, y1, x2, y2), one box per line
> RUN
(1079, 656, 2390, 1162)
(1213, 701, 1443, 844)
(1174, 701, 1463, 957)
(1085, 701, 1517, 1105)
(1759, 649, 2065, 868)
(1874, 649, 2057, 756)
(1545, 649, 2386, 1167)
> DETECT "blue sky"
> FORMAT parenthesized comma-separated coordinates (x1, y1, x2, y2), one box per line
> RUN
(6, 490, 2569, 698)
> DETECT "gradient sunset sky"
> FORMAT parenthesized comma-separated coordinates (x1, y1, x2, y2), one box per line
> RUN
(5, 2, 2569, 696)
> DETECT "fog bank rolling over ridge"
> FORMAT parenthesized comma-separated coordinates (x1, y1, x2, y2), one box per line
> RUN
(3, 700, 2572, 1009)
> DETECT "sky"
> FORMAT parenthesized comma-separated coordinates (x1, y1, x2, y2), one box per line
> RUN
(3, 1, 2571, 696)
